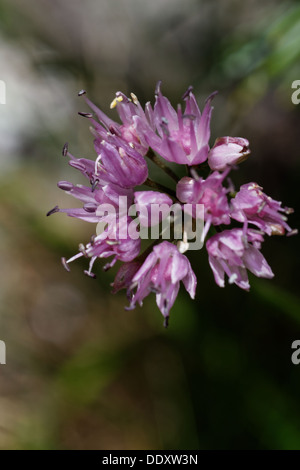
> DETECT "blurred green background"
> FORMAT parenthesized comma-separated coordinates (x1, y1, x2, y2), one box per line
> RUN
(0, 0, 300, 450)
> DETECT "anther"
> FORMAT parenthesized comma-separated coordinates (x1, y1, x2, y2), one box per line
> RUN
(78, 112, 93, 118)
(78, 243, 88, 257)
(182, 113, 196, 121)
(83, 203, 97, 213)
(287, 229, 298, 237)
(78, 89, 86, 96)
(103, 263, 113, 272)
(155, 80, 162, 96)
(62, 142, 68, 156)
(61, 257, 70, 272)
(205, 90, 218, 103)
(130, 93, 139, 105)
(57, 181, 73, 191)
(91, 178, 100, 192)
(46, 205, 59, 216)
(110, 96, 123, 109)
(84, 270, 97, 279)
(285, 207, 294, 215)
(182, 86, 193, 100)
(257, 201, 267, 214)
(69, 160, 86, 171)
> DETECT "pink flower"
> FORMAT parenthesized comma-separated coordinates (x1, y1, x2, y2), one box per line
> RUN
(206, 228, 274, 290)
(79, 90, 151, 156)
(208, 137, 250, 171)
(230, 183, 295, 236)
(145, 82, 217, 165)
(134, 191, 173, 227)
(48, 84, 295, 326)
(127, 241, 197, 326)
(93, 139, 148, 188)
(50, 181, 133, 223)
(176, 170, 231, 242)
(111, 261, 142, 295)
(61, 215, 141, 277)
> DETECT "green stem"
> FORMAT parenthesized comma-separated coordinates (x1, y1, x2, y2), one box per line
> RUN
(146, 148, 179, 183)
(144, 178, 177, 199)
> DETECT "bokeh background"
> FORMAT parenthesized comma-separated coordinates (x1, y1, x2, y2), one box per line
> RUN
(1, 0, 300, 450)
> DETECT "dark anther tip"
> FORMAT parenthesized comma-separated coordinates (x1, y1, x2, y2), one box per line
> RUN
(83, 203, 97, 213)
(155, 80, 162, 96)
(84, 270, 97, 279)
(103, 263, 112, 272)
(57, 181, 73, 191)
(78, 89, 86, 96)
(182, 86, 193, 100)
(78, 112, 93, 118)
(91, 179, 99, 192)
(205, 90, 218, 103)
(46, 205, 59, 217)
(62, 142, 68, 156)
(163, 316, 169, 328)
(61, 257, 70, 272)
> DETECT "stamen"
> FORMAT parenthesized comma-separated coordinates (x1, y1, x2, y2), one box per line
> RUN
(46, 205, 59, 217)
(161, 118, 170, 137)
(284, 207, 294, 215)
(177, 230, 189, 253)
(66, 252, 84, 264)
(69, 160, 86, 172)
(94, 154, 102, 175)
(242, 218, 249, 240)
(182, 113, 196, 121)
(78, 243, 88, 257)
(257, 201, 267, 214)
(155, 80, 162, 96)
(110, 96, 123, 109)
(270, 224, 285, 236)
(84, 270, 97, 278)
(163, 315, 169, 328)
(84, 256, 97, 278)
(182, 86, 193, 100)
(229, 273, 238, 284)
(61, 257, 70, 272)
(190, 168, 200, 181)
(119, 147, 126, 159)
(205, 90, 218, 103)
(83, 203, 97, 213)
(62, 142, 68, 156)
(130, 93, 139, 105)
(78, 89, 86, 96)
(57, 181, 73, 191)
(106, 240, 121, 246)
(78, 112, 93, 118)
(103, 258, 117, 271)
(150, 287, 160, 294)
(108, 125, 121, 136)
(201, 219, 211, 244)
(91, 178, 100, 192)
(287, 229, 298, 237)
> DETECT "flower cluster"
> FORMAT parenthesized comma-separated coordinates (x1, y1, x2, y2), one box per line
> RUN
(48, 83, 296, 326)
